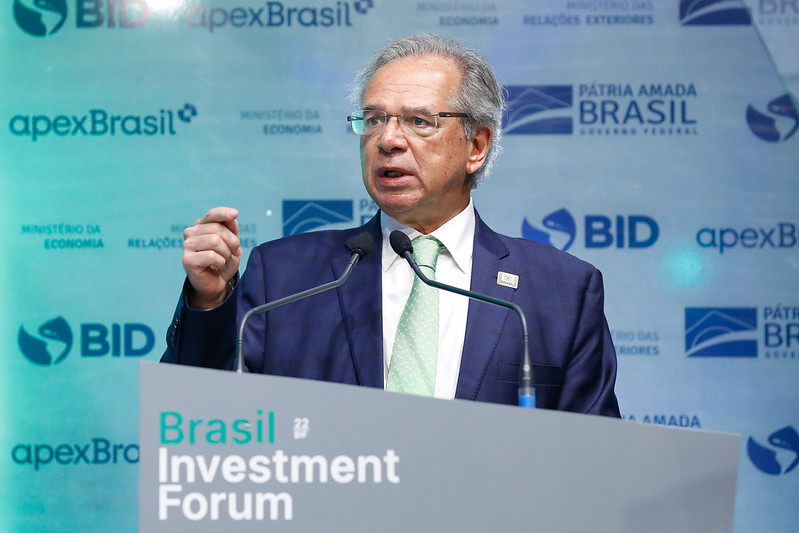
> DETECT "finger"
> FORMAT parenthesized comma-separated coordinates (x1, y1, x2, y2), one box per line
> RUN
(220, 216, 238, 236)
(184, 223, 241, 253)
(195, 211, 238, 237)
(184, 247, 241, 279)
(185, 249, 229, 272)
(184, 232, 241, 259)
(195, 206, 239, 226)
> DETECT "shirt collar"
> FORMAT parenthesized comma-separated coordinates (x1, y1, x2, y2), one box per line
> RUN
(380, 198, 475, 274)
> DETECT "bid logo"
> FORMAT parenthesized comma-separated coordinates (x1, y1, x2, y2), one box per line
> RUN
(14, 0, 150, 37)
(747, 93, 799, 143)
(748, 426, 799, 476)
(18, 316, 156, 366)
(523, 208, 659, 251)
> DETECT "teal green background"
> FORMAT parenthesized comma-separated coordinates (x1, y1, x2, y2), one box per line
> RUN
(2, 1, 797, 531)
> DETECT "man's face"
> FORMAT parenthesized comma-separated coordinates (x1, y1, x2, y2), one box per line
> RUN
(359, 55, 490, 234)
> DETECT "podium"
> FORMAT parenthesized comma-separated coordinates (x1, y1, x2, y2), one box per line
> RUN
(139, 362, 740, 532)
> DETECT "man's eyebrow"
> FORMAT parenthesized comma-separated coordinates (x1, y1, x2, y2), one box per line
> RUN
(400, 105, 433, 114)
(360, 105, 434, 114)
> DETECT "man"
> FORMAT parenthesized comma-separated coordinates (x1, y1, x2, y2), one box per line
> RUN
(162, 34, 620, 417)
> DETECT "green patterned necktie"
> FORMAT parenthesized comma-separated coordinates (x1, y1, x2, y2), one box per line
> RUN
(386, 236, 442, 396)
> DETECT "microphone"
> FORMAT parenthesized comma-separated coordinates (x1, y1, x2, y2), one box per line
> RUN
(389, 230, 535, 408)
(235, 232, 374, 373)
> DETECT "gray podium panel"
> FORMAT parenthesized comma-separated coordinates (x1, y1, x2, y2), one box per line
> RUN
(139, 362, 739, 532)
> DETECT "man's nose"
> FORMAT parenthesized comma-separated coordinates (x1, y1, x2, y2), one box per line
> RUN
(377, 115, 408, 151)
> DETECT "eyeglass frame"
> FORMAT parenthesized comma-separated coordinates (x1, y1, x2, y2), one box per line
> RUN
(347, 109, 473, 137)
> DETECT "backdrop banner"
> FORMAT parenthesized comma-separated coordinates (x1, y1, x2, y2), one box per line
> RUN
(1, 1, 797, 531)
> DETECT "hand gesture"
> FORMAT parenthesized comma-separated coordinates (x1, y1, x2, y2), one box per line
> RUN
(182, 207, 243, 309)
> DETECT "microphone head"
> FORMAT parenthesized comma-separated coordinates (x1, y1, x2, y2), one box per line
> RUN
(351, 231, 374, 258)
(389, 230, 413, 257)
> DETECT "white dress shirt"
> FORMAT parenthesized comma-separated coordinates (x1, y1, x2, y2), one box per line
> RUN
(380, 199, 475, 399)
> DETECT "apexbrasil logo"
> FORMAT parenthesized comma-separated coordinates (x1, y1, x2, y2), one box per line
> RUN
(9, 104, 198, 142)
(12, 438, 139, 470)
(186, 0, 374, 33)
(18, 316, 156, 366)
(748, 426, 799, 476)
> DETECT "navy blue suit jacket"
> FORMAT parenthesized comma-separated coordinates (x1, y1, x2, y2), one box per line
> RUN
(162, 213, 620, 416)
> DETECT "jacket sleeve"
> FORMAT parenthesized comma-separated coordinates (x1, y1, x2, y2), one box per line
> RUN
(557, 267, 620, 417)
(160, 277, 238, 370)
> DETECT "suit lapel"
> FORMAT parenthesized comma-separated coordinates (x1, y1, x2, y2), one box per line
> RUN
(333, 216, 384, 389)
(456, 214, 516, 400)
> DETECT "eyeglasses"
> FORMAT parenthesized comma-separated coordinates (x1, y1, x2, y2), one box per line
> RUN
(347, 109, 472, 137)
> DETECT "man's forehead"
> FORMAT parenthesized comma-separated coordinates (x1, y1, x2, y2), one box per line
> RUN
(362, 55, 460, 108)
(361, 90, 443, 111)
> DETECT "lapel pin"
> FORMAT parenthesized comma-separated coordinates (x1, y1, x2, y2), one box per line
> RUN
(496, 271, 519, 289)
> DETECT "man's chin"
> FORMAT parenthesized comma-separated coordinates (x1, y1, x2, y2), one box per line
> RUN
(373, 195, 421, 218)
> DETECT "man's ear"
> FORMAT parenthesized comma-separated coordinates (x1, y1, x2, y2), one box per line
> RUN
(466, 126, 492, 175)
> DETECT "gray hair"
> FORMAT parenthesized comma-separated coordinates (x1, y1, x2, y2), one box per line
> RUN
(349, 34, 506, 187)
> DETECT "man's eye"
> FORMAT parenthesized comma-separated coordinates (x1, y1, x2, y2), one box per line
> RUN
(410, 115, 433, 128)
(364, 115, 382, 126)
